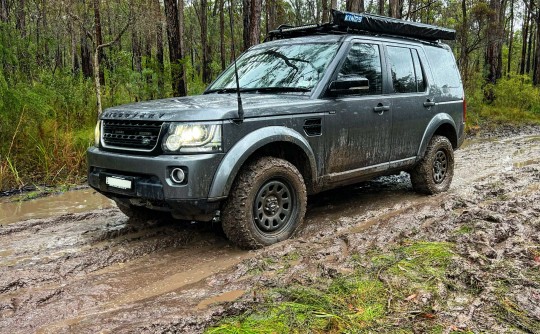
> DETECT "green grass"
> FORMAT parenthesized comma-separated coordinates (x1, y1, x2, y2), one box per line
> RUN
(207, 242, 455, 333)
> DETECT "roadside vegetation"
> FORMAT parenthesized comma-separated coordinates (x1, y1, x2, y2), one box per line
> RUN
(1, 0, 540, 194)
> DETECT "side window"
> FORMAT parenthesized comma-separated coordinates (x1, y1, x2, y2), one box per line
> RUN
(387, 46, 418, 93)
(424, 46, 461, 88)
(338, 43, 382, 95)
(412, 50, 426, 92)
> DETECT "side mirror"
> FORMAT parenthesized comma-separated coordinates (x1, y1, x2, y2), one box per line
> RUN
(329, 75, 369, 94)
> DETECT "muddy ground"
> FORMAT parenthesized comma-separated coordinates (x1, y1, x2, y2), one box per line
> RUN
(0, 126, 539, 333)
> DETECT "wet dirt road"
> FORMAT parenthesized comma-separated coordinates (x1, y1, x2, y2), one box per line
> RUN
(1, 127, 539, 333)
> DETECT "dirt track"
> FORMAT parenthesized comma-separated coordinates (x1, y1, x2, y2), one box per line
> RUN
(1, 126, 539, 333)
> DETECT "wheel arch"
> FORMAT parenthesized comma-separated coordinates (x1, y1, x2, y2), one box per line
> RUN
(417, 114, 458, 160)
(208, 126, 317, 200)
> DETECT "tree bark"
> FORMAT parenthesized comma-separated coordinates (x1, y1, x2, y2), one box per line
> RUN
(219, 0, 226, 71)
(346, 0, 364, 12)
(534, 10, 540, 85)
(93, 0, 105, 86)
(81, 33, 93, 79)
(243, 0, 262, 50)
(163, 0, 187, 96)
(155, 0, 165, 97)
(200, 0, 211, 83)
(506, 0, 514, 77)
(519, 3, 530, 75)
(16, 0, 25, 36)
(388, 0, 402, 18)
(322, 0, 329, 23)
(485, 0, 506, 87)
(0, 0, 8, 22)
(458, 0, 469, 85)
(378, 0, 385, 16)
(526, 19, 534, 74)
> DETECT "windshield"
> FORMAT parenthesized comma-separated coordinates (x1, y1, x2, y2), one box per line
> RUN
(206, 43, 339, 93)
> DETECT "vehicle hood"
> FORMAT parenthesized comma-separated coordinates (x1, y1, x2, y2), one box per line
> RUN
(100, 94, 318, 122)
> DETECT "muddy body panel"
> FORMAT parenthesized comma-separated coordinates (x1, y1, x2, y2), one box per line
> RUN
(87, 32, 465, 226)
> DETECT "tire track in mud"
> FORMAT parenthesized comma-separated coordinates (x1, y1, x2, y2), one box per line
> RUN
(1, 127, 539, 333)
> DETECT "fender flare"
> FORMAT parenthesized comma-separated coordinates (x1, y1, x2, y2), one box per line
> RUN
(417, 113, 457, 159)
(207, 126, 317, 200)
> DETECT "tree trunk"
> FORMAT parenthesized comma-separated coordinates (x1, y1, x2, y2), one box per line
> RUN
(200, 0, 211, 83)
(219, 0, 226, 71)
(0, 0, 8, 22)
(346, 0, 364, 12)
(485, 0, 506, 87)
(519, 3, 530, 75)
(322, 0, 329, 23)
(388, 0, 402, 18)
(378, 0, 385, 16)
(534, 11, 540, 85)
(506, 0, 513, 77)
(459, 0, 469, 85)
(81, 34, 93, 79)
(242, 0, 251, 50)
(155, 0, 164, 97)
(163, 0, 187, 96)
(16, 0, 25, 36)
(526, 22, 534, 74)
(243, 0, 262, 50)
(131, 27, 142, 73)
(93, 0, 105, 86)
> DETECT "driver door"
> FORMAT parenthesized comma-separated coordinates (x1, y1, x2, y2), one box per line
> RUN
(324, 41, 391, 178)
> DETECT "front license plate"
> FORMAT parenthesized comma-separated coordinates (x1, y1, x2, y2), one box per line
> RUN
(106, 176, 132, 190)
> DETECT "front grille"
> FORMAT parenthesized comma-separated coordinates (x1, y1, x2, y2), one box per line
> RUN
(102, 120, 163, 151)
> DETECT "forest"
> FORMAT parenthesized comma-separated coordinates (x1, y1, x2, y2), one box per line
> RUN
(0, 0, 539, 192)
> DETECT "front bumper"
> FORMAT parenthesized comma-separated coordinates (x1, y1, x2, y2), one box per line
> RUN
(87, 147, 225, 220)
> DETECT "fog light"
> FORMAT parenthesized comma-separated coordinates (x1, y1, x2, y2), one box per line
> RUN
(170, 168, 186, 184)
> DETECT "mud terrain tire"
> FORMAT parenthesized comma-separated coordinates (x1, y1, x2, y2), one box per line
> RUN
(222, 157, 307, 249)
(410, 135, 454, 194)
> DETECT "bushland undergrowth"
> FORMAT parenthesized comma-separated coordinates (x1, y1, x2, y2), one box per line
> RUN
(1, 52, 540, 192)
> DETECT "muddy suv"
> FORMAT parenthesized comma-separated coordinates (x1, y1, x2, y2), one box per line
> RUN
(87, 11, 465, 249)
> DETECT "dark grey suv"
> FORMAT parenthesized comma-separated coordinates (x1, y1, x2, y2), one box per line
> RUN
(87, 11, 465, 249)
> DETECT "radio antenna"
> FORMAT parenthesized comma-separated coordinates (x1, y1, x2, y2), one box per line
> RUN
(228, 0, 244, 123)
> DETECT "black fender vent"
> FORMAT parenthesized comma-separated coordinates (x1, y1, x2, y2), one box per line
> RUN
(303, 118, 322, 136)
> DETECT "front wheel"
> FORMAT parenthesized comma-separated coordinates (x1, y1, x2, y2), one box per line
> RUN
(410, 135, 455, 194)
(221, 157, 307, 249)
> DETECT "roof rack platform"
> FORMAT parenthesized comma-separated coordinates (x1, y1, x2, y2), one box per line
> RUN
(332, 10, 455, 41)
(267, 10, 456, 42)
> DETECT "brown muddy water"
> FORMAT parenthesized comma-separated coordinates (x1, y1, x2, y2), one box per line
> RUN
(1, 129, 539, 333)
(0, 189, 114, 225)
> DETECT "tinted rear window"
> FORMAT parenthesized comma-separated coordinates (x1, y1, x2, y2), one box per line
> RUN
(424, 46, 461, 88)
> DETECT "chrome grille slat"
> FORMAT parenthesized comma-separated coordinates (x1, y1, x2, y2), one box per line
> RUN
(102, 120, 163, 151)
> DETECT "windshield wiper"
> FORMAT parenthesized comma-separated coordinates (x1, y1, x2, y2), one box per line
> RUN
(205, 86, 311, 94)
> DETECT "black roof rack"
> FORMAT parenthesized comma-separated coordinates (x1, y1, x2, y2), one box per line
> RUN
(267, 10, 456, 42)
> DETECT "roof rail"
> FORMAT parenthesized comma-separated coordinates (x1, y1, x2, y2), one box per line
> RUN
(266, 10, 456, 42)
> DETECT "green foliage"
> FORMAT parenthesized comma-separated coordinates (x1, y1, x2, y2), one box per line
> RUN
(208, 242, 455, 333)
(208, 278, 387, 334)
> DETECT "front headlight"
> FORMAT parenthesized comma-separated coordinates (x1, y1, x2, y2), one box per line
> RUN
(94, 120, 101, 147)
(162, 123, 222, 153)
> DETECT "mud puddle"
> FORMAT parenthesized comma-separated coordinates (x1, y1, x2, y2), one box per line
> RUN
(1, 128, 540, 333)
(0, 188, 114, 225)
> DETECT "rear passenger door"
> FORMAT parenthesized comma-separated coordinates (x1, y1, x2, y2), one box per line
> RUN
(384, 44, 432, 165)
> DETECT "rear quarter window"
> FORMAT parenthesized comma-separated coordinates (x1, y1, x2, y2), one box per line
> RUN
(424, 46, 461, 88)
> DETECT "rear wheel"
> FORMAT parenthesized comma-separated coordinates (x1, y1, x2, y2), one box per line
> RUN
(410, 135, 454, 194)
(221, 157, 307, 249)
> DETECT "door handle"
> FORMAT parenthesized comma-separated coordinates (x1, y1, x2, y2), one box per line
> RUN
(423, 99, 436, 107)
(373, 104, 390, 114)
